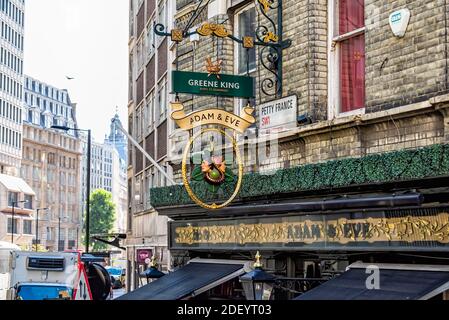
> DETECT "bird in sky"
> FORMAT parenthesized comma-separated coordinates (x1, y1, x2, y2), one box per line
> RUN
(66, 76, 75, 80)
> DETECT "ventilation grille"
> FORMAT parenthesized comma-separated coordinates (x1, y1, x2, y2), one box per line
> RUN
(27, 256, 65, 271)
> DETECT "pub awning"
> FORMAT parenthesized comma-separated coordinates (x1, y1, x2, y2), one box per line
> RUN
(295, 262, 449, 300)
(116, 258, 251, 300)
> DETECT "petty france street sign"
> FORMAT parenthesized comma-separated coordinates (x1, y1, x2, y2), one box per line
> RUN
(172, 70, 254, 98)
(258, 94, 297, 134)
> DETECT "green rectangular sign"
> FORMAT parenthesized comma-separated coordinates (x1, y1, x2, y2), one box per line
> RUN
(172, 70, 254, 98)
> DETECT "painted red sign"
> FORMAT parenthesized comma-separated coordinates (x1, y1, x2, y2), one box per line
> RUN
(136, 249, 152, 264)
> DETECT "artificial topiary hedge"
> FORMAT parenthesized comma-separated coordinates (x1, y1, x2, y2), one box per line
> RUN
(150, 143, 449, 208)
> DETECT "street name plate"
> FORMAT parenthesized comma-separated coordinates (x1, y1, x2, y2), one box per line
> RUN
(172, 71, 255, 98)
(258, 95, 297, 134)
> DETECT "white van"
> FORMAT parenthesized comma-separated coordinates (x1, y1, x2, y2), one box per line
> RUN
(0, 241, 20, 300)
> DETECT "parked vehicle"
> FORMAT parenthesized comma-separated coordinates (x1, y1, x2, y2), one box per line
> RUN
(0, 248, 112, 300)
(106, 266, 125, 289)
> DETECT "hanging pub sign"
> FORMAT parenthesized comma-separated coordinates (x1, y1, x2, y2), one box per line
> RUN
(172, 70, 255, 98)
(171, 102, 255, 134)
(168, 59, 256, 211)
(153, 0, 293, 210)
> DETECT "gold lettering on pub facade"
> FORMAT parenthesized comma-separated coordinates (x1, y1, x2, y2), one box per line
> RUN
(170, 102, 256, 134)
(174, 213, 449, 245)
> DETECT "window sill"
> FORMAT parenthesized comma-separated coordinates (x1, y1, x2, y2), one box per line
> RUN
(334, 107, 365, 119)
(332, 27, 365, 43)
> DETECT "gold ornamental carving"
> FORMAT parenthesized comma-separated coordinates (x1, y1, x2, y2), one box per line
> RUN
(171, 29, 183, 42)
(262, 32, 279, 43)
(258, 0, 274, 13)
(243, 36, 254, 48)
(197, 23, 230, 38)
(206, 57, 223, 79)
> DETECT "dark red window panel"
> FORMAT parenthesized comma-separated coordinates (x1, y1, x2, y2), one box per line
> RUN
(157, 120, 167, 160)
(338, 0, 364, 35)
(340, 34, 365, 112)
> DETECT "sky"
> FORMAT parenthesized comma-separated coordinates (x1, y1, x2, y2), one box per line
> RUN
(24, 0, 129, 142)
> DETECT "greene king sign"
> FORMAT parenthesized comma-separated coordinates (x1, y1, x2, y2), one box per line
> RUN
(172, 71, 254, 98)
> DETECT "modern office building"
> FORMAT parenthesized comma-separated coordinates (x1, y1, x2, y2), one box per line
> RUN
(21, 75, 82, 252)
(80, 116, 128, 236)
(125, 0, 174, 291)
(0, 0, 25, 174)
(0, 1, 38, 249)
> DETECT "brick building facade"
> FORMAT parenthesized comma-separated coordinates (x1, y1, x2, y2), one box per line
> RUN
(126, 0, 174, 291)
(124, 0, 449, 300)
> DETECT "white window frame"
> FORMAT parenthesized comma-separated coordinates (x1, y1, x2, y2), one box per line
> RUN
(135, 104, 142, 140)
(234, 3, 256, 76)
(136, 39, 144, 72)
(146, 91, 155, 133)
(328, 0, 366, 120)
(157, 79, 167, 123)
(146, 18, 156, 60)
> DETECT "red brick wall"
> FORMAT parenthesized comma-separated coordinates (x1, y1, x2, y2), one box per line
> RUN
(146, 58, 155, 94)
(145, 132, 155, 166)
(136, 3, 145, 37)
(136, 73, 144, 105)
(157, 120, 167, 159)
(157, 39, 168, 78)
(146, 0, 155, 20)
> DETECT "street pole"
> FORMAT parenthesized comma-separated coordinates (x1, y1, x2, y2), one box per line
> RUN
(85, 129, 91, 253)
(11, 200, 27, 244)
(51, 125, 92, 253)
(11, 203, 15, 244)
(35, 209, 39, 251)
(58, 215, 61, 252)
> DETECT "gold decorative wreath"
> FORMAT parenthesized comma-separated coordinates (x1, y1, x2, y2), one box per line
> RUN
(182, 128, 243, 210)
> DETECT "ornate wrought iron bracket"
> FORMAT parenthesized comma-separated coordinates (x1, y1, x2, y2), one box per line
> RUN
(153, 0, 291, 99)
(91, 233, 127, 250)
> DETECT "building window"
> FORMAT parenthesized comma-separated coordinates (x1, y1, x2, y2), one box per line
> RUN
(136, 106, 142, 139)
(146, 20, 155, 58)
(157, 2, 167, 47)
(158, 81, 166, 122)
(145, 92, 154, 133)
(330, 0, 365, 117)
(23, 220, 32, 235)
(7, 218, 17, 234)
(235, 4, 256, 75)
(24, 194, 33, 209)
(8, 192, 18, 207)
(46, 227, 54, 241)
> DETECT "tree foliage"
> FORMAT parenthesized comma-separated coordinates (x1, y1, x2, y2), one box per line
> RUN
(86, 189, 116, 251)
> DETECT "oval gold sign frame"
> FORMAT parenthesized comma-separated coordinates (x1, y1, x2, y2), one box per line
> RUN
(181, 128, 243, 210)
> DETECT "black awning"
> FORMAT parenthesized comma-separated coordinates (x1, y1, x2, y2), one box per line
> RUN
(296, 263, 449, 300)
(116, 260, 246, 300)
